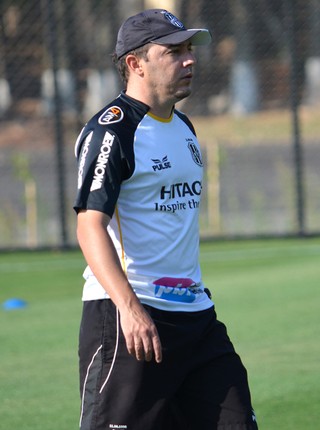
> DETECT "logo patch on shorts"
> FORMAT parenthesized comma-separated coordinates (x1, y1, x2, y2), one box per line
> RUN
(109, 425, 127, 429)
(98, 106, 124, 125)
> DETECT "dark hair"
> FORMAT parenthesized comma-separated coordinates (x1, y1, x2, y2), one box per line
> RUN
(112, 44, 151, 87)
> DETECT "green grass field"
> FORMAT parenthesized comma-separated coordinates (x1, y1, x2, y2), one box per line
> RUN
(0, 238, 319, 429)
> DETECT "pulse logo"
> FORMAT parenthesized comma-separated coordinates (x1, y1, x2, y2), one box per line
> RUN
(151, 155, 171, 171)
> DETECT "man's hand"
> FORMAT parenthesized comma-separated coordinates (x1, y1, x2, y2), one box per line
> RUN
(119, 302, 162, 363)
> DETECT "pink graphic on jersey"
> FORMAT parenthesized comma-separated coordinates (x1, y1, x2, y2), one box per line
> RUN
(153, 277, 195, 288)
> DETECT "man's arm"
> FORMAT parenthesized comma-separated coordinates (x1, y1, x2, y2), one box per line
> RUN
(77, 209, 162, 363)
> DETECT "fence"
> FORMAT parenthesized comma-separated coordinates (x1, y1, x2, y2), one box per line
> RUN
(0, 0, 320, 249)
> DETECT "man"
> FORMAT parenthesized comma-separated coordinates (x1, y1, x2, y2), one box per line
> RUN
(74, 8, 258, 430)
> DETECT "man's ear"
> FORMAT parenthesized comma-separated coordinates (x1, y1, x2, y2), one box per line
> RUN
(126, 54, 144, 76)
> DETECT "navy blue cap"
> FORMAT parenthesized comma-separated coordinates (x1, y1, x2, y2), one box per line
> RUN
(115, 9, 212, 59)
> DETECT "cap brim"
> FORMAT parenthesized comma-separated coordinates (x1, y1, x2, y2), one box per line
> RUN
(152, 29, 212, 46)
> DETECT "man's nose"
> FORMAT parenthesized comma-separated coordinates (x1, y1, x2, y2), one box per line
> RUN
(184, 51, 196, 66)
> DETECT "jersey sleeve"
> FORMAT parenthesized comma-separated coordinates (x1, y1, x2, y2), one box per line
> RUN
(73, 125, 131, 217)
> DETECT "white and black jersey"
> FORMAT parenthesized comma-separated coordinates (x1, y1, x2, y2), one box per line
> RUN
(74, 92, 213, 312)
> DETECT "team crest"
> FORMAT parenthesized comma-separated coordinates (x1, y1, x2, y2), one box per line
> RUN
(98, 106, 124, 125)
(187, 140, 203, 166)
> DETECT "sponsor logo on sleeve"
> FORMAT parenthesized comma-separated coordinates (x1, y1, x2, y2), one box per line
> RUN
(90, 131, 115, 191)
(98, 106, 124, 125)
(77, 131, 93, 189)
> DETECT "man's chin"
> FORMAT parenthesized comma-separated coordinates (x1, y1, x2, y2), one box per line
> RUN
(175, 88, 192, 101)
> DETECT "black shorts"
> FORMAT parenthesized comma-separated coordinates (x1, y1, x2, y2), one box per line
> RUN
(79, 300, 258, 430)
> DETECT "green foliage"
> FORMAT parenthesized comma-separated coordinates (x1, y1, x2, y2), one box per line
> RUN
(0, 240, 319, 429)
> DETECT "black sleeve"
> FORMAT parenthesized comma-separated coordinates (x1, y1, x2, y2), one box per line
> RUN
(73, 124, 132, 217)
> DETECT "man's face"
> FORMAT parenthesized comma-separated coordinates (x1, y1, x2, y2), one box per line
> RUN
(140, 41, 196, 104)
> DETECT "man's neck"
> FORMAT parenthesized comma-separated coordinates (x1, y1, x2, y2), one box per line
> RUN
(126, 87, 174, 120)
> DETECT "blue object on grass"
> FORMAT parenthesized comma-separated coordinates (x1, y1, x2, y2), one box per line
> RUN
(2, 298, 27, 310)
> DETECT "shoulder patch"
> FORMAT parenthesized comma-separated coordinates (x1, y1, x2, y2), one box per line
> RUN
(98, 106, 124, 125)
(187, 139, 203, 167)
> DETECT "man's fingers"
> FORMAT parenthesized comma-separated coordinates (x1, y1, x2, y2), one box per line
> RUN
(144, 325, 162, 363)
(142, 333, 159, 362)
(126, 336, 152, 361)
(125, 337, 135, 358)
(142, 343, 153, 362)
(120, 308, 162, 363)
(134, 340, 144, 361)
(152, 334, 162, 363)
(126, 332, 162, 363)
